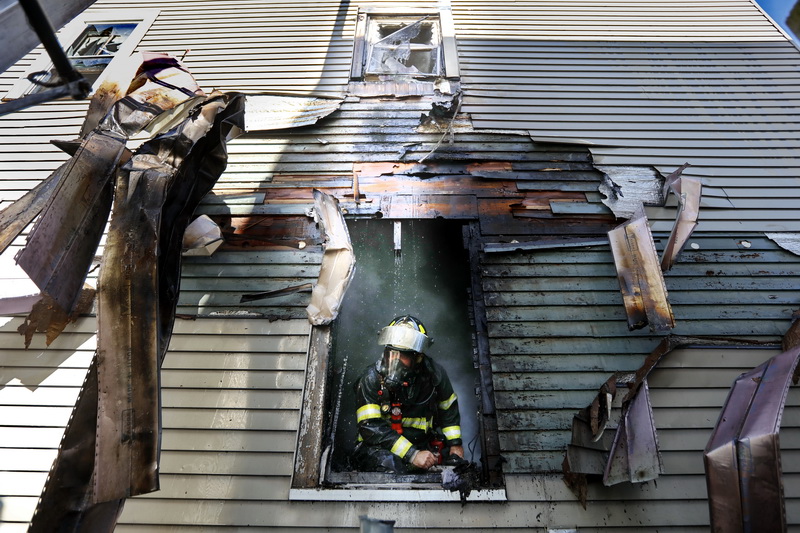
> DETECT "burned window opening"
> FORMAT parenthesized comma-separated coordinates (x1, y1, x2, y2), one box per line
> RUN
(293, 219, 502, 495)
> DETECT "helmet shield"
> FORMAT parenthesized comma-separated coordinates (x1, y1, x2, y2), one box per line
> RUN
(377, 324, 431, 353)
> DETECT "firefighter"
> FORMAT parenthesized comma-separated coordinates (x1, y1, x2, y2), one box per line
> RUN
(352, 315, 464, 473)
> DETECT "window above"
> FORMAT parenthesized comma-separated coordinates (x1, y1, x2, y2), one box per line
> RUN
(4, 10, 158, 100)
(351, 8, 459, 81)
(365, 16, 442, 76)
(64, 23, 138, 85)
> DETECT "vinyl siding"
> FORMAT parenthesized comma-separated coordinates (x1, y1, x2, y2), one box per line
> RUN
(3, 0, 800, 228)
(454, 1, 800, 232)
(483, 234, 797, 473)
(1, 0, 800, 531)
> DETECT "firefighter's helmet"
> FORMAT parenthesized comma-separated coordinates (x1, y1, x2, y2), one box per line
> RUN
(377, 315, 432, 353)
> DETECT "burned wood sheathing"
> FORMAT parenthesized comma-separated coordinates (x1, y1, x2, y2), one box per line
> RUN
(175, 96, 618, 321)
(195, 98, 613, 238)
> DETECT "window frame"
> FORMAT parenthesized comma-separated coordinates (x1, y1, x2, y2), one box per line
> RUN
(290, 221, 504, 500)
(3, 9, 158, 101)
(350, 6, 460, 81)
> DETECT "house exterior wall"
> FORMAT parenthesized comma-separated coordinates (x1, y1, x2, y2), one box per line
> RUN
(1, 0, 800, 531)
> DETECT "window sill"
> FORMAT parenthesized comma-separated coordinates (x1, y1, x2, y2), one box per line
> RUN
(288, 487, 507, 502)
(347, 79, 459, 98)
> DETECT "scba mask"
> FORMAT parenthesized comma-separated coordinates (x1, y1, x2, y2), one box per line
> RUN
(377, 315, 432, 392)
(382, 348, 421, 392)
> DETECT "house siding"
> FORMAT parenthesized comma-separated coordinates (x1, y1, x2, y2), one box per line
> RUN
(454, 1, 800, 232)
(483, 234, 796, 473)
(1, 0, 800, 531)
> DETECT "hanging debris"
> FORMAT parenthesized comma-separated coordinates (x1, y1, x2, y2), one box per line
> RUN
(603, 380, 663, 486)
(607, 205, 675, 332)
(306, 189, 356, 325)
(14, 53, 205, 313)
(94, 93, 234, 504)
(660, 163, 701, 271)
(26, 54, 247, 529)
(564, 336, 779, 507)
(244, 94, 342, 132)
(704, 345, 800, 533)
(182, 214, 224, 256)
(17, 287, 95, 348)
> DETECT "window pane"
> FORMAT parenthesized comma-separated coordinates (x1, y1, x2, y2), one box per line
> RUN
(67, 23, 137, 57)
(365, 17, 441, 76)
(368, 45, 438, 75)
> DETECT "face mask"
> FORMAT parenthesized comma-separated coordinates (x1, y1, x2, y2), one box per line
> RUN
(382, 349, 417, 392)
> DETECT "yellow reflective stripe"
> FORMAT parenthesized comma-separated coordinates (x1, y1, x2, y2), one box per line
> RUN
(443, 425, 462, 440)
(390, 435, 413, 458)
(401, 417, 429, 431)
(357, 404, 382, 423)
(438, 393, 457, 410)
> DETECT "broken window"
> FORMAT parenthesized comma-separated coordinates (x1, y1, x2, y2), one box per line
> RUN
(3, 10, 157, 100)
(366, 16, 441, 76)
(351, 9, 459, 81)
(292, 219, 502, 498)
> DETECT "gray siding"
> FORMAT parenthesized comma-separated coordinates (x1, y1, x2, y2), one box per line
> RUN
(4, 316, 798, 530)
(3, 0, 799, 229)
(483, 234, 796, 473)
(454, 1, 800, 232)
(1, 0, 800, 531)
